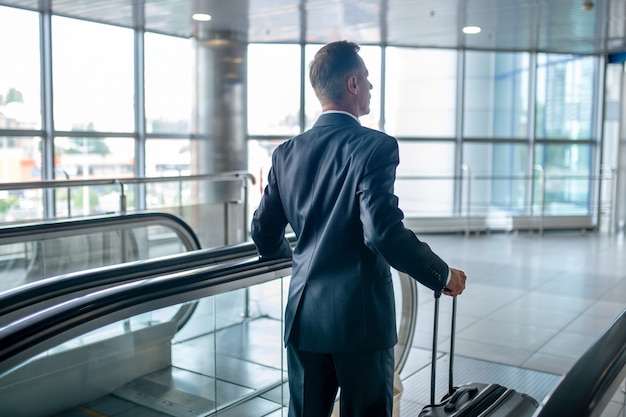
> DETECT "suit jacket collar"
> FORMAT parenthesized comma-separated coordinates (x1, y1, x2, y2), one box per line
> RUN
(313, 112, 361, 128)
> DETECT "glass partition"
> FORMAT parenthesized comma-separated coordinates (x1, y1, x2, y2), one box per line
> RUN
(128, 176, 249, 249)
(0, 172, 252, 249)
(0, 256, 417, 417)
(533, 143, 592, 215)
(0, 214, 200, 293)
(463, 142, 530, 215)
(0, 276, 289, 417)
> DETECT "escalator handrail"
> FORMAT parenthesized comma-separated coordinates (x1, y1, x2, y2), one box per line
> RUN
(0, 256, 293, 376)
(536, 307, 626, 417)
(0, 234, 297, 317)
(0, 212, 201, 251)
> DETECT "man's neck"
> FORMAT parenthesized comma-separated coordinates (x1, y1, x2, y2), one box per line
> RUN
(321, 109, 361, 123)
(322, 104, 358, 118)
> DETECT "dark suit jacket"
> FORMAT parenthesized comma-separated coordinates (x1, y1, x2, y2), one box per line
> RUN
(250, 112, 449, 353)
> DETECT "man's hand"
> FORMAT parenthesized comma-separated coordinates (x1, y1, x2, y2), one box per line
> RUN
(443, 268, 466, 297)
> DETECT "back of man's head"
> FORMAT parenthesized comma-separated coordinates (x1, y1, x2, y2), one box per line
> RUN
(309, 41, 362, 105)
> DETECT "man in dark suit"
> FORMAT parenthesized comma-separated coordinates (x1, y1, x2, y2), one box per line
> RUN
(250, 40, 467, 417)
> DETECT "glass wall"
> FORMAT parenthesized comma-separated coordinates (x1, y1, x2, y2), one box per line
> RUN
(0, 4, 604, 230)
(396, 142, 456, 217)
(463, 143, 529, 215)
(464, 51, 530, 139)
(144, 33, 193, 135)
(462, 51, 532, 216)
(53, 136, 135, 216)
(0, 7, 41, 132)
(534, 143, 593, 215)
(0, 6, 42, 222)
(52, 16, 135, 132)
(534, 54, 597, 216)
(535, 54, 596, 140)
(385, 47, 457, 138)
(247, 44, 301, 136)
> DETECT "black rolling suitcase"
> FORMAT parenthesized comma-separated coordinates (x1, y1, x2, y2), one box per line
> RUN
(419, 293, 539, 417)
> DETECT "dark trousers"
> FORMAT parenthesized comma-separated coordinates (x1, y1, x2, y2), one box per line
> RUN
(286, 343, 394, 417)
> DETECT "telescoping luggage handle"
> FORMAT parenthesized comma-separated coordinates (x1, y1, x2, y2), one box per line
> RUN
(430, 289, 458, 405)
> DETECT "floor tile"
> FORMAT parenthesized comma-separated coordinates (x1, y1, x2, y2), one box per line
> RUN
(585, 300, 626, 319)
(601, 282, 626, 303)
(457, 318, 556, 352)
(441, 337, 534, 367)
(485, 303, 578, 330)
(400, 347, 435, 379)
(504, 292, 596, 316)
(563, 312, 621, 338)
(522, 351, 577, 375)
(538, 331, 600, 360)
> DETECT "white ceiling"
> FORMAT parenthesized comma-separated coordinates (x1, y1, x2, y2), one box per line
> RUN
(2, 0, 626, 55)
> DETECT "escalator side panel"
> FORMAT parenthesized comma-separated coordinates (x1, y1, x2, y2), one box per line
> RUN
(0, 321, 176, 417)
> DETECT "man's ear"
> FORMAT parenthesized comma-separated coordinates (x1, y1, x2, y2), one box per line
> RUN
(348, 75, 358, 93)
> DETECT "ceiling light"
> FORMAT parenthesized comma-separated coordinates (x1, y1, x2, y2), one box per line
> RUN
(192, 13, 212, 22)
(462, 26, 482, 35)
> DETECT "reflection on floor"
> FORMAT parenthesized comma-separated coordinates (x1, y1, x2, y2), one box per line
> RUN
(57, 231, 626, 416)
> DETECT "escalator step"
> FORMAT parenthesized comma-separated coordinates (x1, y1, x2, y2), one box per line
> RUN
(114, 378, 216, 417)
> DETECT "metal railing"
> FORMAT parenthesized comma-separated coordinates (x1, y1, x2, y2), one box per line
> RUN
(0, 170, 256, 247)
(0, 170, 254, 214)
(397, 166, 616, 235)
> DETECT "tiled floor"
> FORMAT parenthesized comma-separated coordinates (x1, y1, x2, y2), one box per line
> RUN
(413, 230, 626, 376)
